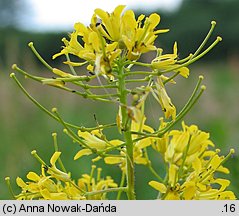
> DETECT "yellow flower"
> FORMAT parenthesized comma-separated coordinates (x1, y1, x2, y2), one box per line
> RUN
(168, 164, 179, 187)
(104, 120, 153, 171)
(46, 152, 71, 182)
(94, 5, 125, 42)
(149, 121, 236, 200)
(16, 153, 118, 200)
(104, 118, 153, 171)
(148, 180, 181, 200)
(121, 10, 168, 60)
(74, 129, 124, 160)
(151, 77, 176, 120)
(152, 118, 169, 154)
(54, 4, 169, 73)
(94, 5, 168, 60)
(148, 181, 167, 193)
(179, 150, 236, 200)
(149, 150, 236, 200)
(104, 146, 149, 173)
(63, 183, 86, 200)
(77, 166, 118, 200)
(16, 171, 67, 200)
(53, 21, 121, 78)
(78, 129, 108, 150)
(164, 122, 214, 166)
(151, 42, 189, 78)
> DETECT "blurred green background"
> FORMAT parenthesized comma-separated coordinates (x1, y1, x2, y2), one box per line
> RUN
(0, 0, 239, 199)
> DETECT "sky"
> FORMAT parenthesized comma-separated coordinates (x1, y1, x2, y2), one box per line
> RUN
(23, 0, 182, 31)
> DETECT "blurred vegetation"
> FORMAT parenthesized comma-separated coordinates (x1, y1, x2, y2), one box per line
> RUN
(137, 0, 239, 61)
(0, 0, 238, 199)
(1, 0, 239, 68)
(0, 0, 28, 28)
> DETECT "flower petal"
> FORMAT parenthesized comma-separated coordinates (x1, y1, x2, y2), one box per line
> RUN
(50, 152, 61, 166)
(27, 172, 41, 182)
(74, 149, 92, 160)
(104, 157, 123, 164)
(148, 181, 167, 193)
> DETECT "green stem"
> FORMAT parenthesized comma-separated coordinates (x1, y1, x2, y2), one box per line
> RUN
(80, 123, 117, 132)
(125, 78, 149, 83)
(127, 79, 205, 144)
(12, 64, 44, 82)
(13, 64, 116, 103)
(160, 37, 222, 75)
(163, 72, 180, 84)
(144, 149, 164, 183)
(177, 53, 193, 64)
(150, 75, 204, 136)
(148, 164, 164, 183)
(102, 142, 126, 153)
(10, 73, 81, 129)
(44, 76, 94, 82)
(222, 149, 235, 165)
(178, 135, 192, 177)
(124, 71, 157, 76)
(5, 177, 16, 199)
(128, 61, 151, 68)
(70, 181, 86, 193)
(84, 187, 128, 197)
(65, 54, 77, 76)
(191, 21, 217, 59)
(117, 173, 126, 200)
(31, 150, 47, 166)
(118, 62, 136, 200)
(52, 108, 96, 151)
(28, 42, 53, 71)
(76, 83, 118, 89)
(159, 85, 206, 136)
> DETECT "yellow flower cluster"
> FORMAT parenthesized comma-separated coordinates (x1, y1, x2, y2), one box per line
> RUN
(72, 110, 235, 200)
(149, 122, 236, 200)
(9, 5, 234, 200)
(15, 152, 117, 200)
(48, 5, 190, 121)
(151, 42, 189, 78)
(52, 5, 169, 77)
(74, 112, 153, 172)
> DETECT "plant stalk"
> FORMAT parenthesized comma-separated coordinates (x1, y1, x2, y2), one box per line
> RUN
(118, 62, 136, 200)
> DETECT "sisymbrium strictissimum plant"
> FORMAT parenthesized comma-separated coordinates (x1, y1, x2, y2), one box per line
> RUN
(6, 5, 236, 200)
